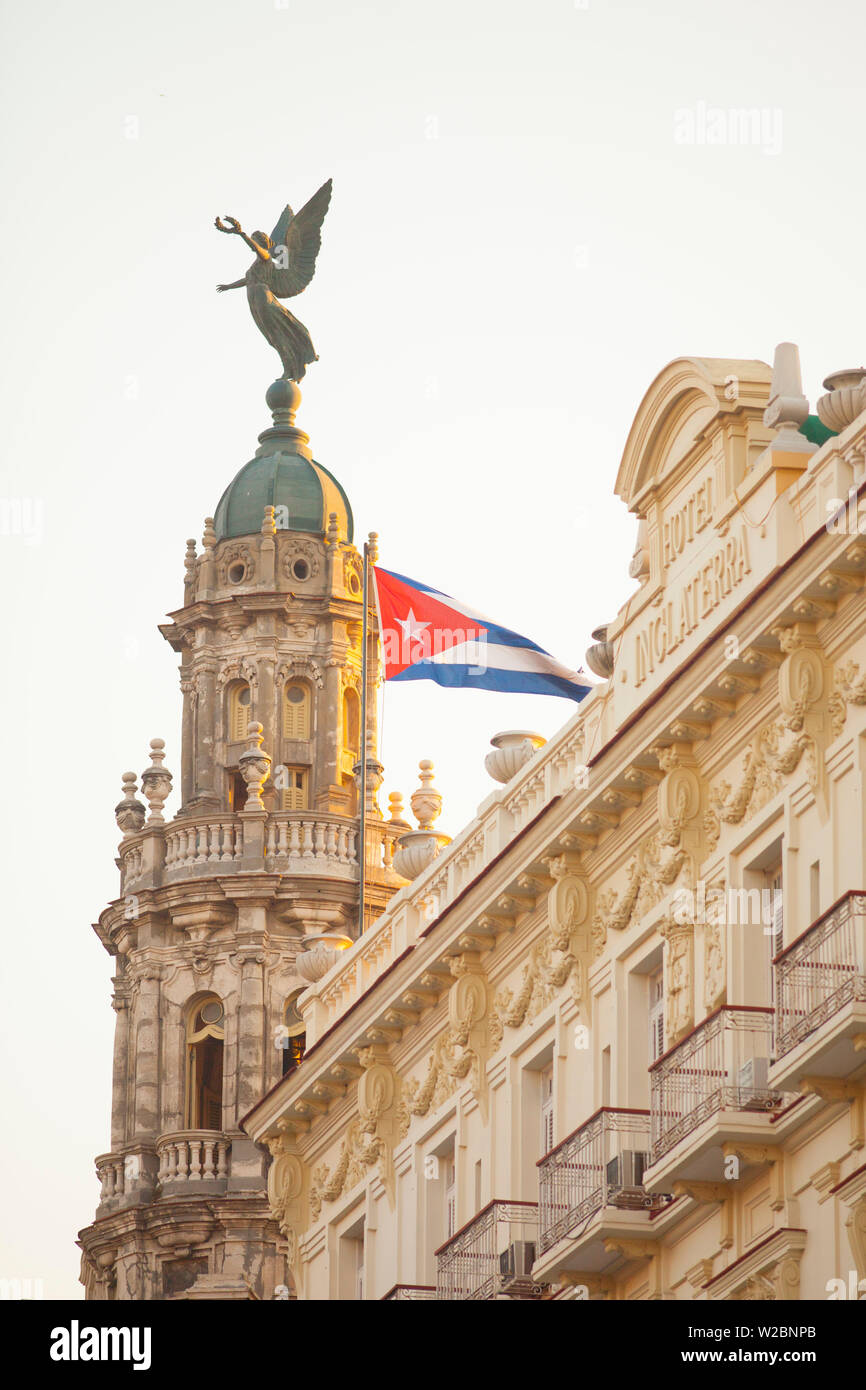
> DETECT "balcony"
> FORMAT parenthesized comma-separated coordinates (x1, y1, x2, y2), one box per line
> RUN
(381, 1285, 437, 1301)
(533, 1109, 673, 1283)
(645, 1007, 795, 1188)
(436, 1201, 542, 1300)
(771, 891, 866, 1090)
(156, 1131, 232, 1193)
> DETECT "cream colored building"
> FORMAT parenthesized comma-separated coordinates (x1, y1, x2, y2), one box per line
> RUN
(243, 350, 866, 1302)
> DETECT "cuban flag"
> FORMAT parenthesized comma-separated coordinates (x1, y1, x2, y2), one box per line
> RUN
(372, 566, 593, 702)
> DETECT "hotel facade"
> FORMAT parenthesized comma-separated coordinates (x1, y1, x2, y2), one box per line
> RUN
(80, 351, 866, 1302)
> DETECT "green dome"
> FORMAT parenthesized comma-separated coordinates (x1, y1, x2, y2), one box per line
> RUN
(214, 448, 354, 542)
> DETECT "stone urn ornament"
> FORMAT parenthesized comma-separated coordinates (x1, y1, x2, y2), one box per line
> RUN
(140, 740, 173, 824)
(115, 772, 146, 837)
(816, 369, 866, 434)
(484, 731, 546, 784)
(585, 625, 615, 680)
(294, 932, 353, 984)
(239, 722, 272, 811)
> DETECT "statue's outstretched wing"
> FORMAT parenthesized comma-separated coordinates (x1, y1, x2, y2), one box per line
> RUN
(267, 179, 333, 299)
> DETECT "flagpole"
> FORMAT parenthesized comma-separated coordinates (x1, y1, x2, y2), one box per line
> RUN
(358, 540, 370, 936)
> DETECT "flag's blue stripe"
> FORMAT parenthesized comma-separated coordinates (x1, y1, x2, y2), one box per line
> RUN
(390, 661, 592, 702)
(379, 568, 551, 657)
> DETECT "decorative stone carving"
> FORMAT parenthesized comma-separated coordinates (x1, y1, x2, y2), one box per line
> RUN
(406, 957, 493, 1119)
(628, 517, 650, 583)
(115, 772, 146, 837)
(703, 886, 726, 1012)
(217, 542, 254, 588)
(392, 831, 449, 881)
(484, 730, 546, 784)
(238, 722, 271, 810)
(592, 829, 689, 954)
(410, 759, 443, 829)
(276, 657, 324, 690)
(660, 917, 694, 1046)
(710, 719, 809, 826)
(217, 657, 258, 690)
(140, 740, 173, 824)
(282, 538, 321, 582)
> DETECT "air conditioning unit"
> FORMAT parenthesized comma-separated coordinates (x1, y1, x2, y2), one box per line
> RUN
(737, 1057, 781, 1110)
(499, 1241, 536, 1280)
(606, 1150, 649, 1191)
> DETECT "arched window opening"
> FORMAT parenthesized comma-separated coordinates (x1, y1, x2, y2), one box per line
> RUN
(186, 997, 225, 1130)
(283, 682, 311, 740)
(229, 683, 251, 743)
(281, 992, 306, 1077)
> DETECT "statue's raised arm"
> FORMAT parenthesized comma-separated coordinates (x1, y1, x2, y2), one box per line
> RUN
(214, 178, 333, 382)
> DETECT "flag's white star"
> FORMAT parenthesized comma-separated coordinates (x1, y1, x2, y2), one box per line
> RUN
(397, 608, 431, 644)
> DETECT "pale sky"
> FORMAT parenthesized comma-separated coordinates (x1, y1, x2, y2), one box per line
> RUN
(1, 0, 864, 1297)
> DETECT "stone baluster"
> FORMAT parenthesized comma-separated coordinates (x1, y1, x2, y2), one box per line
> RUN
(202, 1138, 216, 1179)
(217, 1140, 229, 1180)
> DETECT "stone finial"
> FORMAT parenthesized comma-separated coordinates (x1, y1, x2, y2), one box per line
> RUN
(387, 791, 410, 829)
(184, 539, 197, 590)
(410, 759, 442, 830)
(140, 740, 173, 824)
(327, 511, 340, 546)
(261, 504, 277, 537)
(238, 722, 271, 811)
(817, 369, 866, 433)
(202, 517, 217, 550)
(115, 772, 146, 837)
(764, 342, 810, 432)
(367, 531, 379, 564)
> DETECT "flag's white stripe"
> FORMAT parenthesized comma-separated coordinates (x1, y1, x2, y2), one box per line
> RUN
(423, 639, 584, 681)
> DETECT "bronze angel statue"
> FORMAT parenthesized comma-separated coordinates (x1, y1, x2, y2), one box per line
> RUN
(215, 179, 332, 381)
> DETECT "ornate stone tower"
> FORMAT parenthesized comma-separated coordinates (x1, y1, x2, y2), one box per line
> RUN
(77, 378, 407, 1299)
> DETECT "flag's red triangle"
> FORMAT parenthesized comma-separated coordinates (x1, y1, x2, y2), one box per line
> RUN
(373, 567, 487, 677)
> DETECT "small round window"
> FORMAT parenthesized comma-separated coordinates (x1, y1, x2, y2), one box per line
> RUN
(228, 562, 246, 584)
(291, 558, 310, 581)
(286, 685, 304, 705)
(199, 1000, 224, 1027)
(349, 572, 361, 595)
(238, 687, 251, 707)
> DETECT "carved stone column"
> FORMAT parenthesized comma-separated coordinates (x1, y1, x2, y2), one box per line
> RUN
(110, 976, 131, 1151)
(132, 970, 161, 1139)
(192, 660, 220, 810)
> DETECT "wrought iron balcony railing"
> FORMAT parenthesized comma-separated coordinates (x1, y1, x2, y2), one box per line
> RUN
(775, 891, 866, 1058)
(537, 1108, 668, 1254)
(436, 1200, 541, 1300)
(381, 1284, 437, 1301)
(650, 1007, 790, 1162)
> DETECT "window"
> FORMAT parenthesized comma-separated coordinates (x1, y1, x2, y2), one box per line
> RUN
(339, 1224, 365, 1301)
(280, 767, 309, 811)
(444, 1154, 456, 1240)
(229, 770, 247, 811)
(229, 683, 251, 743)
(281, 992, 306, 1077)
(283, 683, 310, 740)
(343, 688, 360, 756)
(186, 997, 224, 1130)
(766, 863, 784, 1004)
(540, 1065, 554, 1156)
(649, 971, 665, 1063)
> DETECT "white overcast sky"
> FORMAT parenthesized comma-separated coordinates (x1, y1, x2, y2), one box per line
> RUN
(1, 0, 864, 1297)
